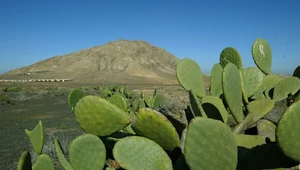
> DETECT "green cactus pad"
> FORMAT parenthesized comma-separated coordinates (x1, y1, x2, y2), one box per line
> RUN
(220, 47, 243, 69)
(251, 90, 265, 100)
(252, 38, 272, 74)
(234, 134, 266, 149)
(113, 136, 173, 170)
(276, 101, 300, 162)
(293, 65, 300, 78)
(159, 106, 187, 135)
(222, 63, 244, 123)
(68, 89, 86, 112)
(32, 154, 55, 170)
(108, 94, 128, 112)
(242, 67, 265, 98)
(273, 77, 300, 102)
(202, 95, 228, 123)
(176, 58, 206, 98)
(105, 168, 116, 170)
(75, 96, 130, 136)
(25, 120, 44, 155)
(189, 90, 206, 117)
(261, 74, 282, 90)
(152, 93, 165, 108)
(184, 117, 237, 170)
(132, 108, 181, 150)
(210, 63, 223, 97)
(252, 74, 282, 99)
(247, 98, 275, 123)
(69, 134, 106, 170)
(257, 119, 276, 142)
(17, 151, 32, 170)
(54, 138, 73, 170)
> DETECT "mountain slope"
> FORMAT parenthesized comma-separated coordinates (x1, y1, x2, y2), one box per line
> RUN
(1, 39, 182, 84)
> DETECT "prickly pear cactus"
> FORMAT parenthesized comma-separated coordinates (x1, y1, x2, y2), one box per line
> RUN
(75, 96, 131, 136)
(202, 95, 228, 123)
(222, 63, 244, 123)
(176, 58, 206, 98)
(210, 63, 223, 97)
(252, 38, 272, 74)
(25, 120, 44, 155)
(108, 94, 128, 112)
(257, 119, 276, 142)
(252, 74, 282, 99)
(277, 101, 300, 162)
(68, 89, 86, 112)
(132, 108, 181, 150)
(54, 138, 73, 170)
(242, 67, 265, 98)
(113, 136, 173, 170)
(69, 134, 106, 170)
(220, 47, 243, 69)
(293, 65, 300, 78)
(184, 117, 238, 170)
(247, 98, 275, 123)
(273, 77, 300, 102)
(32, 154, 55, 170)
(17, 151, 32, 170)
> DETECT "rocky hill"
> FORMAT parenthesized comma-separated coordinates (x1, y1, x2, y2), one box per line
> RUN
(0, 39, 186, 84)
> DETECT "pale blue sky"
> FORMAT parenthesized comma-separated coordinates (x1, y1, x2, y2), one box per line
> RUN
(0, 0, 299, 74)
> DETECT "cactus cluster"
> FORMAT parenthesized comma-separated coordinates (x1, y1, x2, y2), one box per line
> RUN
(99, 84, 166, 114)
(18, 38, 300, 170)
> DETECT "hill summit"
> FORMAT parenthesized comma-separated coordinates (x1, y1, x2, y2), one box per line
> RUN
(1, 39, 181, 84)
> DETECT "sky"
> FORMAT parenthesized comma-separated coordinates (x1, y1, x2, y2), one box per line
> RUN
(0, 0, 299, 75)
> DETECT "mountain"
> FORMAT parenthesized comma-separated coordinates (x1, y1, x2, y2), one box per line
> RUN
(0, 39, 185, 84)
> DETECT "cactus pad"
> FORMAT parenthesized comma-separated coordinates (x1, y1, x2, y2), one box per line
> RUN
(220, 47, 243, 69)
(273, 77, 300, 102)
(113, 136, 173, 170)
(184, 117, 237, 170)
(242, 67, 265, 98)
(189, 90, 206, 117)
(25, 120, 44, 155)
(210, 63, 223, 97)
(152, 93, 165, 108)
(132, 108, 181, 150)
(257, 119, 276, 142)
(108, 94, 128, 112)
(252, 38, 272, 74)
(235, 134, 266, 149)
(293, 65, 300, 78)
(32, 154, 55, 170)
(75, 96, 130, 136)
(69, 134, 106, 170)
(68, 89, 86, 112)
(276, 101, 300, 162)
(202, 95, 228, 123)
(247, 98, 275, 123)
(17, 151, 32, 170)
(176, 58, 206, 97)
(54, 138, 73, 170)
(222, 63, 244, 123)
